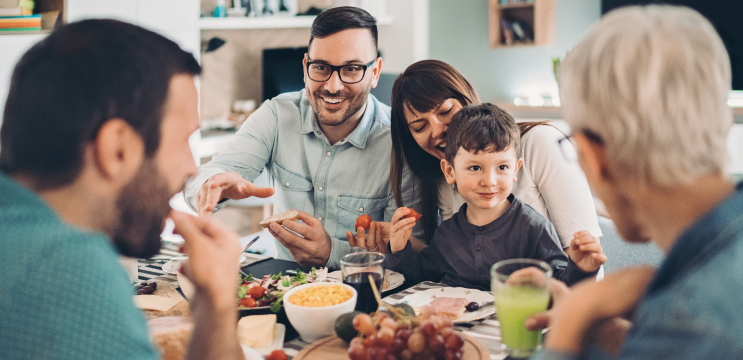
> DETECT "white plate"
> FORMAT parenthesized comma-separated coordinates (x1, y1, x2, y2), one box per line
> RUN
(327, 269, 405, 292)
(397, 287, 495, 323)
(162, 255, 247, 275)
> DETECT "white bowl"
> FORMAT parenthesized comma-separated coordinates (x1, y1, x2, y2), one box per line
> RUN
(282, 282, 358, 343)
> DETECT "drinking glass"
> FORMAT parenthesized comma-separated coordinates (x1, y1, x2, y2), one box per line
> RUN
(341, 252, 385, 314)
(491, 259, 552, 358)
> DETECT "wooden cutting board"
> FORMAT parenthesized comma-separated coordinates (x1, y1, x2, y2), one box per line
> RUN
(142, 281, 191, 320)
(293, 332, 489, 360)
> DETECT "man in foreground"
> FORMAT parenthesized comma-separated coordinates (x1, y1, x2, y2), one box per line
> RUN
(531, 5, 743, 359)
(0, 19, 248, 359)
(185, 7, 422, 269)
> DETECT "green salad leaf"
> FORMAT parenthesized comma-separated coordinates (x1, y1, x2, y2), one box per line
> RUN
(282, 279, 291, 287)
(237, 284, 249, 299)
(270, 272, 283, 281)
(270, 294, 283, 313)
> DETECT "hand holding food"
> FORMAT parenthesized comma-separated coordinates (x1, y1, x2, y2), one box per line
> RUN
(260, 209, 299, 229)
(567, 231, 607, 273)
(347, 217, 390, 253)
(171, 210, 241, 310)
(266, 211, 332, 268)
(389, 207, 419, 253)
(196, 171, 275, 219)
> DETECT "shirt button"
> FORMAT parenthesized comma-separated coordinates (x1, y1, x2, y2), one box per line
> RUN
(285, 182, 290, 187)
(326, 151, 331, 156)
(478, 227, 484, 232)
(318, 217, 322, 221)
(359, 207, 364, 212)
(318, 186, 323, 191)
(475, 246, 481, 252)
(477, 269, 484, 275)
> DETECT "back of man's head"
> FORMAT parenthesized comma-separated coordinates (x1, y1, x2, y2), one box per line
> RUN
(560, 5, 732, 187)
(309, 6, 378, 51)
(0, 19, 201, 189)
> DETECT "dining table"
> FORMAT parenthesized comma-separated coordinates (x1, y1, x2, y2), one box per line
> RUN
(137, 242, 511, 360)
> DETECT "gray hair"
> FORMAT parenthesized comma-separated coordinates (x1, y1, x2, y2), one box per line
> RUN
(560, 5, 732, 187)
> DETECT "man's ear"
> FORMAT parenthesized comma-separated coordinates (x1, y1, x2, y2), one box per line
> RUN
(93, 119, 144, 183)
(370, 57, 383, 88)
(513, 158, 523, 181)
(574, 133, 612, 185)
(302, 53, 308, 84)
(441, 159, 457, 185)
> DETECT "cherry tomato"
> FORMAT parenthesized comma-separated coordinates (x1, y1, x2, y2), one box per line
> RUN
(355, 214, 372, 231)
(248, 285, 266, 299)
(267, 350, 288, 360)
(239, 296, 257, 308)
(404, 209, 422, 222)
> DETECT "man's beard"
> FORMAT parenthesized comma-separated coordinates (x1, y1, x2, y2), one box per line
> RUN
(112, 159, 173, 258)
(312, 82, 371, 127)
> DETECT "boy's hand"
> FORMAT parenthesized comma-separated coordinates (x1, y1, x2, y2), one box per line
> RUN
(346, 221, 390, 253)
(389, 207, 418, 253)
(568, 231, 607, 273)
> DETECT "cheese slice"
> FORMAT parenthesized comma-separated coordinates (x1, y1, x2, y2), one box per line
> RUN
(237, 314, 277, 348)
(133, 295, 182, 312)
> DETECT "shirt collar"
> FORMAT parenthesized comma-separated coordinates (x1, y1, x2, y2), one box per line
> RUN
(455, 194, 517, 233)
(648, 181, 743, 294)
(300, 90, 378, 149)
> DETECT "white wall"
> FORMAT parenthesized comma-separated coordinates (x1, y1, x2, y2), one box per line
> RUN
(377, 0, 428, 73)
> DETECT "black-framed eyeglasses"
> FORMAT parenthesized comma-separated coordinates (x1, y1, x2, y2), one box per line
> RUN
(306, 58, 377, 84)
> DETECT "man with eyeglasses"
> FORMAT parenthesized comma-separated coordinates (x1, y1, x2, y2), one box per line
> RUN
(185, 6, 422, 269)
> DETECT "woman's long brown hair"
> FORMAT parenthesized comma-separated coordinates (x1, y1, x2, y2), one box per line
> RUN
(390, 60, 549, 242)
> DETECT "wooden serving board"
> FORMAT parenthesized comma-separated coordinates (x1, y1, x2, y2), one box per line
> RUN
(293, 332, 489, 360)
(142, 281, 191, 320)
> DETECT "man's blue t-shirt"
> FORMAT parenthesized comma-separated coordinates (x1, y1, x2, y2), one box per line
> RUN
(0, 172, 158, 360)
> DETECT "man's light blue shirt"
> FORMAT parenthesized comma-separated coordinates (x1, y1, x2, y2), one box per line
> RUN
(185, 90, 422, 269)
(533, 181, 743, 360)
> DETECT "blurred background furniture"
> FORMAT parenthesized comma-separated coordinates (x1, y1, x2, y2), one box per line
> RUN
(598, 216, 664, 273)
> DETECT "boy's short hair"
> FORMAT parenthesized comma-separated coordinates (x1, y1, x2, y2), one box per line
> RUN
(445, 103, 520, 165)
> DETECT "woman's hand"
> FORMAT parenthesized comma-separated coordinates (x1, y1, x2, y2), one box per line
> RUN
(346, 221, 390, 253)
(568, 231, 608, 273)
(389, 207, 418, 253)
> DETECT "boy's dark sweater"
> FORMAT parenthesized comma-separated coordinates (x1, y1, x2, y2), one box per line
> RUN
(385, 194, 597, 291)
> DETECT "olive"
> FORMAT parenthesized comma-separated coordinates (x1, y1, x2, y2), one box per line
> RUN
(465, 302, 479, 312)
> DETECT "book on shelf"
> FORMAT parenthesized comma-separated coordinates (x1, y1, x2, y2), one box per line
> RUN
(0, 14, 41, 29)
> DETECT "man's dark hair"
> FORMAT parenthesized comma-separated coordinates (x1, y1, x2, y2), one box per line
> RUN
(0, 19, 201, 189)
(309, 6, 378, 51)
(445, 103, 520, 165)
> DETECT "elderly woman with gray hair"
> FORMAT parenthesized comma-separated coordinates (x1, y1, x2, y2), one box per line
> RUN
(529, 5, 743, 360)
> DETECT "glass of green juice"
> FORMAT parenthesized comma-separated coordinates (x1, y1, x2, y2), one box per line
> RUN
(491, 259, 552, 358)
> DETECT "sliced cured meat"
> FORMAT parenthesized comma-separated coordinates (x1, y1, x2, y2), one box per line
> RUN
(429, 297, 468, 320)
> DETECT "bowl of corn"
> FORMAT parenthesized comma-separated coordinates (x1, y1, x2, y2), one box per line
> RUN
(283, 282, 357, 342)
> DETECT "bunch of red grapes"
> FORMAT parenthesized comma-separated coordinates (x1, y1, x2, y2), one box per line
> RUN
(349, 310, 465, 360)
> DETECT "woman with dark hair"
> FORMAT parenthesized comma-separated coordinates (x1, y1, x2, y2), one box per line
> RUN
(350, 60, 601, 252)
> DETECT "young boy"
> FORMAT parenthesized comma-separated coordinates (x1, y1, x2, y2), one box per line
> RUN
(385, 103, 605, 290)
